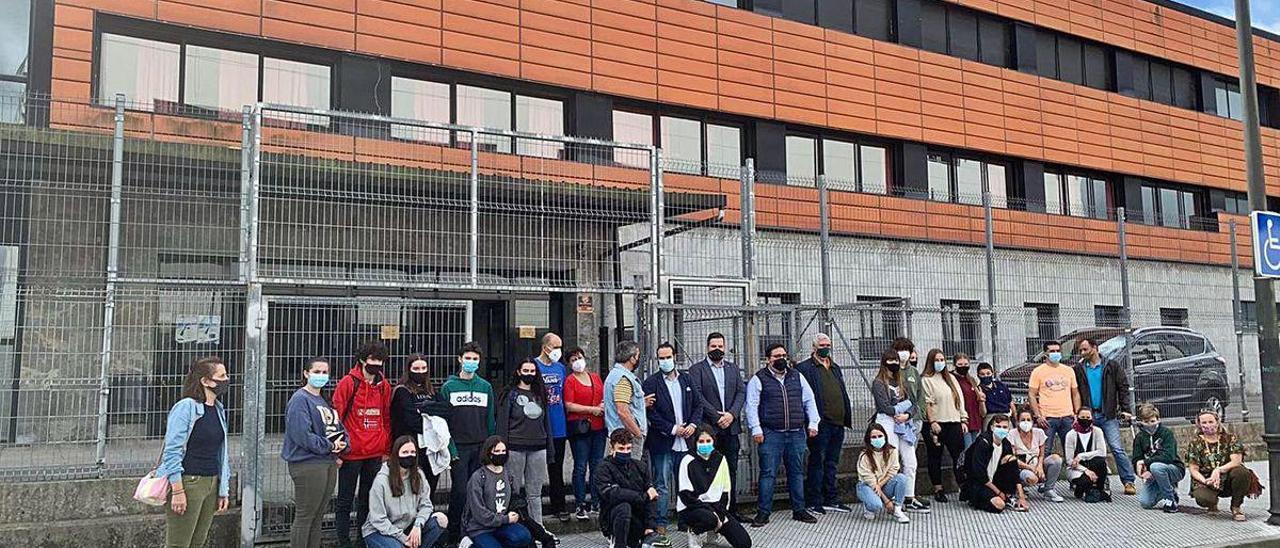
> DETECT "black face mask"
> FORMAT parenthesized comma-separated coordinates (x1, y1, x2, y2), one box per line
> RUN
(886, 363, 901, 374)
(490, 452, 509, 466)
(909, 358, 919, 366)
(816, 348, 832, 359)
(398, 456, 417, 469)
(955, 367, 970, 377)
(209, 381, 229, 398)
(364, 363, 384, 377)
(708, 349, 725, 362)
(519, 374, 539, 386)
(408, 371, 429, 386)
(1077, 419, 1093, 430)
(770, 358, 789, 372)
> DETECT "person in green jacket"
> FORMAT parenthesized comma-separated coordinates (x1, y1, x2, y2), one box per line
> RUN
(437, 342, 497, 543)
(1131, 403, 1184, 513)
(890, 337, 929, 513)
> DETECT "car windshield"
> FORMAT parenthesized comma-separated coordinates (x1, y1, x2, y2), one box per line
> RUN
(1029, 331, 1125, 362)
(1096, 335, 1128, 359)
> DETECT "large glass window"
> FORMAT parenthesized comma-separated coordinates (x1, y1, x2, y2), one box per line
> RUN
(927, 153, 951, 202)
(855, 0, 893, 41)
(1044, 170, 1109, 219)
(660, 115, 702, 175)
(612, 110, 653, 168)
(860, 144, 889, 194)
(955, 157, 983, 205)
(822, 139, 857, 192)
(263, 57, 331, 126)
(390, 77, 450, 143)
(1043, 172, 1064, 215)
(457, 85, 511, 153)
(986, 163, 1007, 207)
(705, 123, 741, 179)
(0, 0, 29, 78)
(98, 34, 181, 110)
(930, 153, 1005, 207)
(1215, 79, 1244, 121)
(1143, 184, 1199, 229)
(516, 94, 564, 158)
(184, 45, 259, 114)
(785, 135, 817, 186)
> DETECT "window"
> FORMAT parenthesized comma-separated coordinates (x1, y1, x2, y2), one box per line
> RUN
(1024, 303, 1059, 359)
(660, 115, 702, 175)
(1241, 301, 1258, 329)
(1215, 78, 1244, 121)
(860, 144, 889, 194)
(457, 85, 512, 153)
(855, 0, 893, 41)
(1223, 192, 1250, 215)
(183, 45, 258, 114)
(390, 77, 450, 143)
(918, 2, 1010, 67)
(612, 110, 654, 168)
(1171, 67, 1197, 110)
(955, 157, 983, 205)
(98, 33, 181, 111)
(978, 17, 1010, 67)
(786, 135, 817, 186)
(705, 0, 739, 5)
(1045, 171, 1110, 219)
(1139, 184, 1199, 229)
(947, 10, 979, 62)
(941, 299, 981, 357)
(1161, 188, 1182, 228)
(1160, 308, 1189, 328)
(706, 123, 742, 179)
(1094, 305, 1126, 328)
(927, 153, 951, 202)
(857, 296, 907, 361)
(0, 0, 30, 123)
(928, 152, 1007, 206)
(920, 2, 947, 54)
(1083, 43, 1109, 91)
(823, 139, 857, 191)
(516, 94, 564, 158)
(1034, 31, 1108, 91)
(1056, 36, 1083, 85)
(262, 57, 331, 126)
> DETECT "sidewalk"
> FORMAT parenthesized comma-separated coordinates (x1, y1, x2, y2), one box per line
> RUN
(556, 461, 1280, 548)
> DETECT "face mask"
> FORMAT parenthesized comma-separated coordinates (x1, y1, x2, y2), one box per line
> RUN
(708, 349, 725, 362)
(870, 437, 886, 450)
(519, 373, 539, 386)
(1018, 420, 1033, 433)
(659, 358, 675, 373)
(909, 357, 919, 367)
(770, 358, 789, 372)
(364, 363, 384, 377)
(307, 373, 329, 389)
(398, 456, 417, 469)
(992, 427, 1010, 440)
(1141, 421, 1160, 434)
(816, 347, 831, 359)
(209, 381, 229, 398)
(696, 442, 714, 457)
(933, 361, 947, 373)
(614, 451, 631, 463)
(571, 359, 587, 373)
(408, 371, 429, 385)
(548, 348, 563, 363)
(1076, 418, 1093, 430)
(979, 376, 993, 386)
(886, 362, 901, 374)
(1201, 424, 1219, 436)
(490, 452, 509, 466)
(461, 359, 480, 374)
(955, 366, 970, 376)
(1048, 352, 1062, 363)
(897, 350, 910, 362)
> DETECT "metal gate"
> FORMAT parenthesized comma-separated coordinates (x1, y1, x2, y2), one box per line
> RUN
(249, 296, 470, 543)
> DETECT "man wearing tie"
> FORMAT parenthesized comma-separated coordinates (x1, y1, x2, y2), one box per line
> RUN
(687, 332, 746, 502)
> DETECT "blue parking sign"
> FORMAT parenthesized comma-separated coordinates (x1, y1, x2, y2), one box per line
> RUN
(1253, 211, 1280, 278)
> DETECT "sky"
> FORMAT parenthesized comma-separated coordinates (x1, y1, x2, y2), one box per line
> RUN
(1176, 0, 1280, 34)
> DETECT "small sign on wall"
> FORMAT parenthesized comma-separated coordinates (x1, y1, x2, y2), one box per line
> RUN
(380, 325, 401, 340)
(577, 295, 594, 314)
(518, 325, 537, 339)
(175, 315, 220, 344)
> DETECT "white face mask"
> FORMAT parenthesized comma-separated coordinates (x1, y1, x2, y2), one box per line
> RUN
(571, 359, 587, 373)
(897, 350, 910, 363)
(1018, 420, 1034, 433)
(548, 348, 563, 363)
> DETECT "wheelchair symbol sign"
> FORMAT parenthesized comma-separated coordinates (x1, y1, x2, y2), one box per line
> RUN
(1252, 211, 1280, 278)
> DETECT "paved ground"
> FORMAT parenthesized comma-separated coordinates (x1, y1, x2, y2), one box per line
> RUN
(555, 461, 1280, 548)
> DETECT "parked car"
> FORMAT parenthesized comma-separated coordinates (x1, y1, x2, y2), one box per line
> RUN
(1001, 326, 1229, 420)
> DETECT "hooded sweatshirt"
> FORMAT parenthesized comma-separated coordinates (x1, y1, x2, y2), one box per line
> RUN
(361, 463, 435, 543)
(332, 365, 393, 461)
(437, 374, 496, 455)
(462, 465, 518, 538)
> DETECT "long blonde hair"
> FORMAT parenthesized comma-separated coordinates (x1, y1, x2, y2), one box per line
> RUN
(923, 348, 962, 411)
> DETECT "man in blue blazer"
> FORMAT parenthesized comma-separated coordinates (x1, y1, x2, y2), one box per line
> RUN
(686, 332, 746, 496)
(642, 342, 706, 542)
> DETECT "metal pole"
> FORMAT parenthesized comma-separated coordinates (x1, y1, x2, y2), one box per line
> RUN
(650, 148, 664, 357)
(469, 129, 479, 288)
(1232, 0, 1280, 524)
(983, 191, 998, 367)
(239, 107, 264, 548)
(1231, 221, 1250, 422)
(237, 107, 252, 282)
(1117, 207, 1137, 415)
(94, 95, 126, 475)
(818, 173, 832, 332)
(741, 159, 756, 282)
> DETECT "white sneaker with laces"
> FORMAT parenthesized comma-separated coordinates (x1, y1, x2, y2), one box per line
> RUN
(863, 511, 875, 520)
(687, 532, 704, 548)
(1047, 489, 1065, 503)
(893, 508, 910, 523)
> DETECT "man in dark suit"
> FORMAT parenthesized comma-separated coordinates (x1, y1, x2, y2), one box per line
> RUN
(686, 332, 746, 499)
(641, 342, 705, 545)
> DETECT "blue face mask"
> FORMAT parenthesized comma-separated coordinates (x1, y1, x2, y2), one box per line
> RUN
(870, 437, 886, 449)
(659, 358, 675, 373)
(992, 427, 1010, 440)
(979, 376, 994, 386)
(307, 373, 329, 389)
(933, 361, 947, 373)
(696, 442, 714, 457)
(461, 359, 480, 374)
(614, 451, 631, 463)
(1048, 352, 1063, 363)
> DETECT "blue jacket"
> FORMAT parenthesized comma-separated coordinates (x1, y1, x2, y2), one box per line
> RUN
(157, 398, 231, 497)
(641, 371, 705, 455)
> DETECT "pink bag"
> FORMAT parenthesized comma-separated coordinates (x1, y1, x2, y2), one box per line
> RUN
(133, 470, 170, 506)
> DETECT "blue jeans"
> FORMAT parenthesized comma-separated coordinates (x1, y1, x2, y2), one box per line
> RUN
(857, 474, 908, 513)
(1138, 462, 1185, 509)
(650, 449, 677, 526)
(570, 429, 606, 508)
(757, 429, 807, 519)
(805, 422, 844, 509)
(364, 516, 445, 548)
(1044, 416, 1075, 455)
(962, 430, 979, 450)
(469, 523, 533, 548)
(1096, 414, 1136, 483)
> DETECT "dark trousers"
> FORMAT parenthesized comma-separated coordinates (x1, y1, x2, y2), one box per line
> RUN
(1192, 466, 1255, 509)
(416, 453, 440, 496)
(448, 443, 483, 542)
(715, 430, 741, 497)
(679, 508, 752, 548)
(967, 459, 1021, 513)
(607, 501, 654, 548)
(805, 421, 844, 508)
(924, 422, 967, 489)
(547, 437, 568, 515)
(1071, 457, 1111, 499)
(334, 457, 382, 546)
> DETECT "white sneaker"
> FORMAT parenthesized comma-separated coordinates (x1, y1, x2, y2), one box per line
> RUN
(863, 511, 875, 520)
(1046, 489, 1065, 503)
(687, 532, 704, 548)
(459, 538, 473, 548)
(893, 508, 910, 523)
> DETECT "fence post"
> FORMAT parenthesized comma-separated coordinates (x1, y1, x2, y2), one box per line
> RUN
(983, 191, 998, 367)
(740, 159, 755, 282)
(818, 173, 832, 333)
(469, 129, 479, 288)
(239, 107, 265, 548)
(94, 95, 126, 475)
(649, 148, 664, 361)
(1117, 207, 1137, 415)
(238, 107, 252, 282)
(1230, 220, 1250, 422)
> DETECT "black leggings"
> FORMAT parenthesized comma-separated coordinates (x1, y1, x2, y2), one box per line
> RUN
(967, 460, 1021, 514)
(924, 422, 967, 488)
(1071, 457, 1110, 498)
(607, 502, 651, 548)
(679, 508, 752, 548)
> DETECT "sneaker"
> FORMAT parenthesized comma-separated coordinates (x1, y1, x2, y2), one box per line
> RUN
(934, 491, 949, 503)
(905, 498, 932, 513)
(750, 514, 769, 528)
(652, 533, 672, 547)
(825, 503, 854, 514)
(687, 532, 704, 548)
(575, 507, 590, 522)
(808, 505, 826, 515)
(1123, 483, 1137, 496)
(792, 511, 818, 524)
(641, 533, 662, 548)
(893, 508, 910, 523)
(1046, 490, 1065, 503)
(458, 539, 473, 548)
(862, 511, 875, 520)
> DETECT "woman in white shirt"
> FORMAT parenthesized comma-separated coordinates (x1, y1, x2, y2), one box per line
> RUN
(1064, 407, 1111, 502)
(920, 349, 968, 502)
(1010, 408, 1064, 503)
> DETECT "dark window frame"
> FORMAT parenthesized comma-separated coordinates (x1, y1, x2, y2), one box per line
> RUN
(941, 299, 981, 357)
(926, 149, 1009, 207)
(1043, 167, 1113, 220)
(1139, 181, 1203, 229)
(1159, 307, 1189, 328)
(610, 106, 747, 178)
(1024, 302, 1060, 359)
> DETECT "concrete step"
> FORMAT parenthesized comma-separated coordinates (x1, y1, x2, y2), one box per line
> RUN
(0, 511, 239, 548)
(0, 475, 240, 525)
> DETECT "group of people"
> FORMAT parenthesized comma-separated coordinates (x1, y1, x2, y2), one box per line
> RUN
(153, 332, 1262, 548)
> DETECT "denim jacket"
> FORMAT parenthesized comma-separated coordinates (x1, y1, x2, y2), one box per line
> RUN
(156, 398, 231, 497)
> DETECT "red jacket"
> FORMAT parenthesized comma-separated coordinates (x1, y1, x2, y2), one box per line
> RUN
(332, 365, 392, 461)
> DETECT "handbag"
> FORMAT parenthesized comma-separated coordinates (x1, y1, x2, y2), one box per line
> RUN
(134, 450, 170, 506)
(570, 418, 593, 437)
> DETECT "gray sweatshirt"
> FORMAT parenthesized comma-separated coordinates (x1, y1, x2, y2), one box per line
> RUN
(462, 465, 517, 538)
(361, 463, 434, 543)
